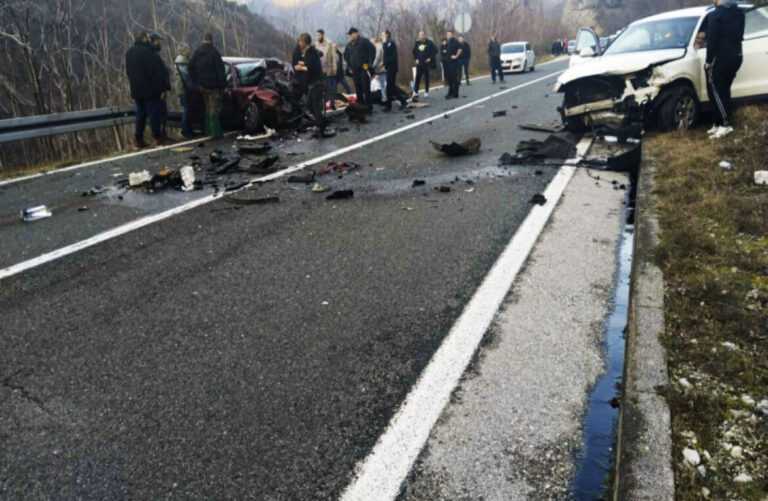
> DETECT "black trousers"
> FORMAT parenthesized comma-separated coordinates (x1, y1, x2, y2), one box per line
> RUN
(460, 59, 470, 84)
(708, 56, 742, 126)
(490, 57, 504, 82)
(414, 64, 430, 93)
(353, 69, 372, 107)
(385, 69, 407, 106)
(134, 97, 163, 141)
(444, 62, 459, 97)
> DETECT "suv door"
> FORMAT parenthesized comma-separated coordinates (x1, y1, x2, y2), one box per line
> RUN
(733, 6, 768, 98)
(570, 28, 602, 67)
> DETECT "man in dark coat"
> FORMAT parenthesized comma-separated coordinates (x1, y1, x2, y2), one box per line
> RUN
(344, 28, 377, 109)
(149, 33, 171, 139)
(488, 35, 504, 84)
(412, 31, 437, 98)
(444, 30, 463, 99)
(381, 30, 408, 111)
(293, 32, 326, 135)
(189, 33, 227, 138)
(458, 35, 472, 86)
(705, 0, 745, 138)
(125, 31, 170, 147)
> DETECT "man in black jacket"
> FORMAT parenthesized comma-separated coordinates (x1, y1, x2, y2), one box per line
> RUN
(344, 28, 376, 109)
(705, 0, 745, 138)
(293, 32, 326, 134)
(189, 33, 227, 138)
(412, 31, 437, 98)
(382, 30, 408, 111)
(458, 35, 472, 86)
(149, 33, 171, 139)
(488, 35, 504, 84)
(444, 30, 463, 99)
(125, 31, 169, 148)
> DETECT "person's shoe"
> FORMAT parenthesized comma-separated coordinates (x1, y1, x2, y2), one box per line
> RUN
(424, 92, 430, 98)
(399, 99, 408, 110)
(707, 125, 719, 135)
(709, 126, 734, 139)
(135, 138, 148, 149)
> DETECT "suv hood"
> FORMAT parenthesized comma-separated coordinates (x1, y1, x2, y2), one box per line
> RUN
(556, 48, 685, 89)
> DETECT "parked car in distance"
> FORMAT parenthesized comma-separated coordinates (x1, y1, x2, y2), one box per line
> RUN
(177, 56, 296, 134)
(567, 40, 577, 54)
(556, 5, 768, 131)
(500, 42, 536, 73)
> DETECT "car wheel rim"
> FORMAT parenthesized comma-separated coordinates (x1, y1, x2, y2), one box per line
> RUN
(674, 95, 696, 130)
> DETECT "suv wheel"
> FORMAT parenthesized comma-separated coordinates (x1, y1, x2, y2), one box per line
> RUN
(657, 86, 699, 131)
(244, 102, 264, 134)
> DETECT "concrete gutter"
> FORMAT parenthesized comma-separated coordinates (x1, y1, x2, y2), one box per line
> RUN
(612, 154, 675, 500)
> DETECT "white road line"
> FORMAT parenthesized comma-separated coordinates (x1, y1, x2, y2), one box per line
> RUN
(0, 134, 229, 188)
(339, 137, 593, 501)
(0, 70, 564, 282)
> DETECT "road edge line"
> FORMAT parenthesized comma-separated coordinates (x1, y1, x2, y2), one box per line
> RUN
(0, 70, 563, 282)
(339, 138, 592, 501)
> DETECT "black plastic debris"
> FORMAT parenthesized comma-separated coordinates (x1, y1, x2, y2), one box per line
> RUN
(405, 114, 416, 119)
(209, 150, 225, 164)
(412, 179, 426, 187)
(82, 185, 106, 197)
(492, 110, 507, 118)
(529, 193, 547, 205)
(499, 152, 518, 166)
(197, 142, 206, 148)
(346, 102, 370, 123)
(237, 142, 272, 155)
(534, 170, 544, 176)
(78, 206, 89, 212)
(431, 138, 481, 157)
(225, 181, 249, 192)
(287, 171, 316, 184)
(242, 155, 280, 174)
(326, 189, 354, 200)
(215, 156, 242, 175)
(226, 195, 280, 205)
(434, 186, 451, 193)
(503, 133, 578, 165)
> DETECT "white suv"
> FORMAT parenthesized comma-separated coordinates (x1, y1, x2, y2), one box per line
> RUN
(500, 42, 536, 73)
(556, 5, 768, 131)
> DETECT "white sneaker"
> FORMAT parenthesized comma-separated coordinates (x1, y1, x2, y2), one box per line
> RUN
(707, 125, 719, 135)
(424, 92, 430, 98)
(709, 126, 734, 139)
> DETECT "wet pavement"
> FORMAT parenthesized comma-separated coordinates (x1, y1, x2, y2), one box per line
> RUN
(0, 60, 629, 501)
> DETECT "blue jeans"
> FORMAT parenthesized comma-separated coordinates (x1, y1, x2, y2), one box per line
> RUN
(134, 98, 163, 141)
(179, 94, 193, 137)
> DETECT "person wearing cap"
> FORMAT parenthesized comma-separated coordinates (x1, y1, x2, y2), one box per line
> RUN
(344, 27, 376, 110)
(125, 31, 169, 148)
(189, 33, 227, 138)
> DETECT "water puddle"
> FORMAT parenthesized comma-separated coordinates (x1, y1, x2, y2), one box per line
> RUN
(571, 189, 635, 500)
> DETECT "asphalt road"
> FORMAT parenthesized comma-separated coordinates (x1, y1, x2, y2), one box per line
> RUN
(0, 60, 578, 500)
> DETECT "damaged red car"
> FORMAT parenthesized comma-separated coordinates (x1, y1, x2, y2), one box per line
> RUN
(177, 57, 299, 133)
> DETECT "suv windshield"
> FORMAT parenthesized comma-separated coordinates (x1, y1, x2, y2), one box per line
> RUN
(502, 44, 525, 54)
(236, 62, 266, 87)
(605, 16, 699, 54)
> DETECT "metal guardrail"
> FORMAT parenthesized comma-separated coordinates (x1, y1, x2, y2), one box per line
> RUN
(0, 106, 180, 144)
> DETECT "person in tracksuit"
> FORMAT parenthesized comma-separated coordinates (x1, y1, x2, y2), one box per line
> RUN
(344, 27, 377, 110)
(412, 31, 437, 99)
(705, 0, 745, 138)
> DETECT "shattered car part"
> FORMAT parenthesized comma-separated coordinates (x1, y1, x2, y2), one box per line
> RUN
(287, 171, 316, 184)
(242, 155, 280, 174)
(129, 170, 152, 187)
(529, 194, 547, 205)
(21, 205, 53, 222)
(319, 161, 361, 176)
(225, 195, 280, 205)
(215, 156, 242, 175)
(311, 182, 330, 193)
(519, 122, 565, 133)
(326, 190, 354, 200)
(430, 138, 482, 157)
(583, 136, 642, 172)
(237, 142, 273, 155)
(412, 179, 426, 187)
(492, 110, 507, 117)
(180, 166, 196, 192)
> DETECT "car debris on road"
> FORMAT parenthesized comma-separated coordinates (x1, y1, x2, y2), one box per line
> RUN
(326, 189, 354, 200)
(431, 138, 482, 157)
(21, 205, 53, 222)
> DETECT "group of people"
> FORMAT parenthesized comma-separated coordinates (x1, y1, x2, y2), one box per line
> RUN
(126, 31, 226, 147)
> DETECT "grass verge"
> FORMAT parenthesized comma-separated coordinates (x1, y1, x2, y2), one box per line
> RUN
(647, 105, 768, 500)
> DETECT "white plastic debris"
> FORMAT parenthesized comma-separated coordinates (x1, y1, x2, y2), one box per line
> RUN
(604, 135, 619, 143)
(129, 170, 152, 187)
(683, 448, 701, 466)
(755, 170, 768, 185)
(236, 127, 276, 141)
(719, 160, 733, 170)
(741, 394, 756, 407)
(734, 473, 753, 483)
(180, 166, 195, 192)
(21, 205, 52, 222)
